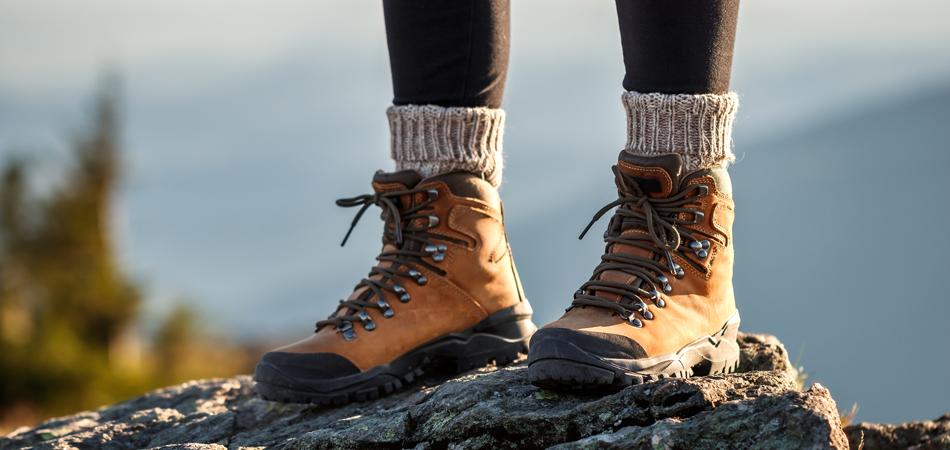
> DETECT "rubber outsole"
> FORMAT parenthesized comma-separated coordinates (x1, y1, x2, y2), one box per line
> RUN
(255, 303, 536, 405)
(527, 312, 741, 391)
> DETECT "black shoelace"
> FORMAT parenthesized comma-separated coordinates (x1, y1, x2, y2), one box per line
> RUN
(571, 166, 713, 327)
(315, 186, 464, 340)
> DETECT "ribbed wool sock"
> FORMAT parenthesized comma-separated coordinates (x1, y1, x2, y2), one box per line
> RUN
(387, 105, 505, 187)
(621, 92, 739, 172)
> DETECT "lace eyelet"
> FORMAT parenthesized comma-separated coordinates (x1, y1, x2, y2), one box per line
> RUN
(642, 309, 654, 320)
(427, 215, 439, 227)
(376, 299, 395, 318)
(408, 269, 427, 285)
(357, 311, 376, 331)
(339, 321, 357, 341)
(427, 189, 439, 200)
(627, 316, 643, 328)
(689, 240, 711, 259)
(657, 275, 673, 293)
(673, 265, 685, 278)
(655, 298, 666, 308)
(425, 244, 447, 262)
(689, 211, 705, 224)
(393, 284, 411, 302)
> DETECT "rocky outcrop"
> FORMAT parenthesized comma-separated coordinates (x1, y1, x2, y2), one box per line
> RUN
(2, 333, 853, 449)
(844, 414, 950, 450)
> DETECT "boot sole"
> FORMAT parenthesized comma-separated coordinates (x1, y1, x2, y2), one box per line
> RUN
(528, 311, 740, 391)
(255, 303, 536, 405)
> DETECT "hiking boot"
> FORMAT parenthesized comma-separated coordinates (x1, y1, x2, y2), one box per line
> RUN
(528, 151, 740, 389)
(255, 170, 536, 404)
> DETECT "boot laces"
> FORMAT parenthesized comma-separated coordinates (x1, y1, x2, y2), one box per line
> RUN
(315, 186, 463, 340)
(572, 165, 712, 327)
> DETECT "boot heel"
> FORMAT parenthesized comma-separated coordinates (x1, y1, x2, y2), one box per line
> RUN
(440, 317, 536, 373)
(442, 334, 532, 373)
(694, 312, 741, 376)
(426, 304, 537, 374)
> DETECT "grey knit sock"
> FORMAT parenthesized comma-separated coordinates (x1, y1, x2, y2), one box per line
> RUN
(621, 91, 739, 172)
(387, 104, 505, 187)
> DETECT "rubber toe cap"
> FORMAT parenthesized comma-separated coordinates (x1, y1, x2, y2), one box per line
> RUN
(528, 327, 648, 363)
(254, 351, 360, 387)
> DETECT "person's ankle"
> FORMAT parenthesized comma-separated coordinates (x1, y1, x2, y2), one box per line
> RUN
(621, 91, 738, 172)
(388, 104, 505, 187)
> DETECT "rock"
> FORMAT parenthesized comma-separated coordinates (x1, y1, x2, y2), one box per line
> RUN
(844, 414, 950, 450)
(1, 333, 850, 449)
(551, 384, 848, 449)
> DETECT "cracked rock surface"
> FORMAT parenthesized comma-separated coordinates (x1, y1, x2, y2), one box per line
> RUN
(1, 334, 859, 449)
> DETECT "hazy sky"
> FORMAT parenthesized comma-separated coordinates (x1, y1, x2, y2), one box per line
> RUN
(3, 1, 949, 91)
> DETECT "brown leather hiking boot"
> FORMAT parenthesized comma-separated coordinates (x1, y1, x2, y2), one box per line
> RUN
(528, 152, 740, 389)
(255, 170, 536, 404)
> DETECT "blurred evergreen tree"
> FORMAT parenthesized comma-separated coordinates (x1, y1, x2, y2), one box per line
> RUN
(0, 77, 256, 430)
(0, 80, 142, 416)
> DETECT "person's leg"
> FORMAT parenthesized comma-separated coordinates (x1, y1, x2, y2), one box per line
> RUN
(384, 0, 510, 187)
(256, 0, 535, 405)
(616, 0, 740, 172)
(617, 0, 738, 95)
(528, 0, 743, 389)
(384, 0, 509, 108)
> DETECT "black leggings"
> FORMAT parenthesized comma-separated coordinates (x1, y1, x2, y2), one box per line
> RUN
(383, 0, 739, 108)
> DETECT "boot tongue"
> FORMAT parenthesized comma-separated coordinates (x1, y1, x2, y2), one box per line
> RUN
(615, 151, 683, 198)
(371, 169, 423, 193)
(339, 170, 423, 307)
(371, 169, 424, 212)
(589, 153, 685, 305)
